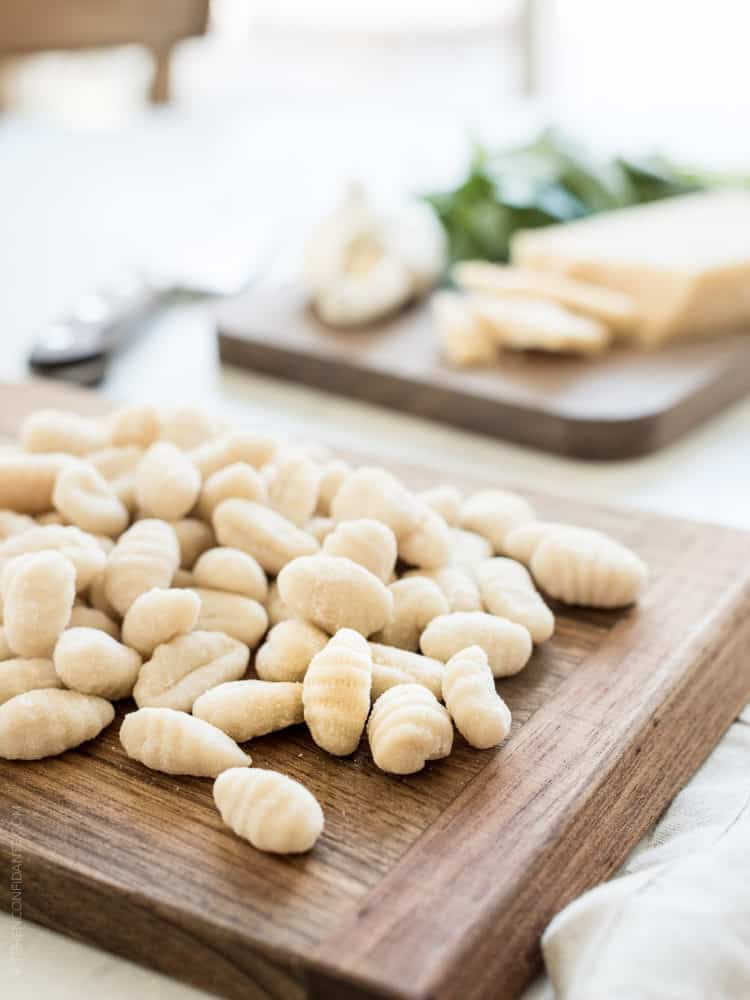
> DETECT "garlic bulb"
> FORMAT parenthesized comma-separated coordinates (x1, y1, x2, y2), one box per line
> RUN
(305, 186, 446, 328)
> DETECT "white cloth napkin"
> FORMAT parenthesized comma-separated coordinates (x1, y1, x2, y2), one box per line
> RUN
(525, 703, 750, 1000)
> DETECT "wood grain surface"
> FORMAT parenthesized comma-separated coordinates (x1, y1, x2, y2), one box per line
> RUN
(1, 378, 750, 1000)
(216, 283, 750, 460)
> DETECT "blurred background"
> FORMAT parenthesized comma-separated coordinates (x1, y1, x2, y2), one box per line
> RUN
(1, 0, 750, 407)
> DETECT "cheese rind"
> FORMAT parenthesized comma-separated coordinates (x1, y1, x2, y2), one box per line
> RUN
(511, 191, 750, 346)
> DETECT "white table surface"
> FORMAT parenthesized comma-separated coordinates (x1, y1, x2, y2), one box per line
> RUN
(2, 100, 749, 1000)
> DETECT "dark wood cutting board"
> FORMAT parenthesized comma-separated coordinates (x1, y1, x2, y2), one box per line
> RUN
(216, 283, 750, 460)
(2, 379, 750, 1000)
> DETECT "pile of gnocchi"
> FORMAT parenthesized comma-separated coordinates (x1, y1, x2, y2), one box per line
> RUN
(0, 404, 648, 854)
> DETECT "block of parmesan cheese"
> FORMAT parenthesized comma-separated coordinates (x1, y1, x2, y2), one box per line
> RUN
(511, 191, 750, 346)
(473, 296, 611, 355)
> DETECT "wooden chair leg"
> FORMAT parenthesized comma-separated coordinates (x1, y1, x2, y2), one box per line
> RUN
(149, 43, 172, 104)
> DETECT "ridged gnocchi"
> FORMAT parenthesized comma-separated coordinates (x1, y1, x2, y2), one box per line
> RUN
(530, 527, 648, 608)
(120, 707, 250, 776)
(214, 767, 323, 853)
(420, 611, 532, 677)
(442, 646, 512, 748)
(0, 524, 105, 591)
(303, 629, 372, 755)
(278, 555, 393, 637)
(104, 518, 180, 616)
(193, 679, 303, 741)
(197, 462, 267, 521)
(331, 466, 421, 539)
(121, 587, 200, 656)
(21, 409, 108, 456)
(133, 630, 249, 711)
(213, 499, 318, 575)
(0, 688, 114, 759)
(254, 619, 328, 682)
(476, 557, 555, 643)
(367, 683, 453, 774)
(369, 643, 444, 700)
(267, 452, 321, 527)
(53, 627, 142, 700)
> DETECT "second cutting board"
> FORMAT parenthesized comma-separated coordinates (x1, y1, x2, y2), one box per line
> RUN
(216, 283, 750, 460)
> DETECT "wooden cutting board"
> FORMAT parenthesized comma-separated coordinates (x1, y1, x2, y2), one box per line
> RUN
(216, 284, 750, 460)
(2, 378, 750, 1000)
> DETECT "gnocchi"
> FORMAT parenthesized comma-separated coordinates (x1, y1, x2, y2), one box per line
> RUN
(197, 462, 267, 521)
(255, 619, 328, 683)
(0, 688, 113, 760)
(0, 524, 105, 592)
(120, 707, 250, 776)
(104, 518, 180, 616)
(191, 429, 278, 479)
(403, 566, 482, 613)
(0, 453, 72, 515)
(21, 409, 108, 456)
(214, 767, 323, 853)
(135, 442, 202, 522)
(369, 643, 444, 700)
(367, 684, 453, 775)
(121, 587, 200, 656)
(188, 588, 267, 647)
(213, 499, 318, 575)
(374, 577, 449, 651)
(67, 604, 120, 638)
(476, 557, 555, 643)
(322, 518, 397, 583)
(442, 646, 512, 748)
(53, 627, 142, 700)
(173, 518, 216, 570)
(52, 461, 129, 537)
(267, 452, 321, 527)
(2, 551, 76, 657)
(420, 611, 532, 677)
(89, 445, 143, 513)
(331, 466, 421, 539)
(460, 490, 536, 554)
(133, 630, 249, 712)
(0, 657, 62, 705)
(418, 485, 462, 526)
(303, 629, 372, 755)
(398, 505, 451, 569)
(108, 404, 160, 448)
(193, 679, 303, 741)
(530, 528, 648, 608)
(278, 555, 393, 637)
(192, 547, 268, 602)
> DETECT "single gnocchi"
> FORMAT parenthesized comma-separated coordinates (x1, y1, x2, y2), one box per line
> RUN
(214, 767, 323, 853)
(367, 683, 453, 775)
(108, 403, 160, 448)
(0, 688, 114, 760)
(331, 466, 421, 539)
(530, 528, 648, 608)
(120, 707, 250, 776)
(104, 518, 180, 616)
(0, 524, 105, 592)
(135, 442, 202, 522)
(442, 646, 512, 748)
(189, 588, 268, 647)
(193, 679, 303, 741)
(52, 460, 129, 537)
(173, 518, 216, 570)
(303, 629, 372, 755)
(279, 555, 393, 637)
(460, 489, 536, 554)
(374, 577, 449, 651)
(322, 518, 397, 583)
(476, 557, 555, 643)
(67, 604, 120, 639)
(213, 499, 318, 576)
(197, 462, 267, 521)
(398, 504, 451, 569)
(447, 527, 493, 573)
(2, 551, 76, 657)
(369, 643, 444, 700)
(254, 619, 328, 683)
(418, 485, 462, 526)
(53, 627, 142, 700)
(191, 429, 278, 479)
(267, 452, 321, 527)
(420, 611, 532, 677)
(21, 409, 109, 457)
(0, 657, 62, 705)
(316, 459, 351, 515)
(132, 630, 249, 711)
(0, 511, 35, 541)
(0, 453, 72, 515)
(121, 587, 200, 657)
(89, 445, 143, 513)
(192, 547, 268, 602)
(159, 405, 218, 449)
(403, 566, 481, 613)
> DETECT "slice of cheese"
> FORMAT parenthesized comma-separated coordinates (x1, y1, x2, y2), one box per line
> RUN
(472, 295, 611, 355)
(453, 261, 638, 335)
(431, 290, 497, 367)
(511, 190, 750, 346)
